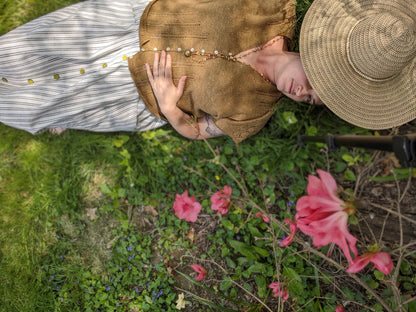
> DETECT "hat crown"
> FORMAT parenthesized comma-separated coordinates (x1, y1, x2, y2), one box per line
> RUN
(347, 12, 416, 81)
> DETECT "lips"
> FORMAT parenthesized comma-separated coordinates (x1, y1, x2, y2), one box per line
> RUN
(288, 80, 294, 94)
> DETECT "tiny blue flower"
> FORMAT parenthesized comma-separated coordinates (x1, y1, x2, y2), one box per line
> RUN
(116, 302, 119, 306)
(106, 287, 111, 291)
(135, 287, 139, 293)
(60, 297, 63, 301)
(183, 156, 187, 161)
(127, 246, 132, 252)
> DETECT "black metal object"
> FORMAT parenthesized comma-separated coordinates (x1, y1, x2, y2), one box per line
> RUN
(297, 134, 416, 168)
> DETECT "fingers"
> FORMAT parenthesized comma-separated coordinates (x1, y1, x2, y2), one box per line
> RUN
(145, 63, 153, 83)
(153, 52, 159, 77)
(177, 76, 187, 94)
(165, 53, 172, 79)
(159, 50, 166, 77)
(147, 51, 173, 79)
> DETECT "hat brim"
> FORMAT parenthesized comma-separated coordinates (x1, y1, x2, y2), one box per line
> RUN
(300, 0, 416, 129)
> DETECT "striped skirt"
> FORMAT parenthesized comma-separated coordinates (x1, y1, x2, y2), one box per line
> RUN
(0, 0, 165, 134)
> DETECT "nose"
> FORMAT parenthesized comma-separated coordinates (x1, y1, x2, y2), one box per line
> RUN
(295, 85, 304, 97)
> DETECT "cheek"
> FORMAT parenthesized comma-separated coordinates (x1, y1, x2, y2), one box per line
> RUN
(281, 90, 303, 102)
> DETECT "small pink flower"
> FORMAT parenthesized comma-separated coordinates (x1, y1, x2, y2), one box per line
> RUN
(190, 264, 207, 281)
(347, 251, 393, 275)
(269, 282, 289, 301)
(279, 219, 297, 247)
(256, 212, 270, 223)
(295, 169, 357, 263)
(335, 304, 345, 312)
(173, 190, 201, 222)
(210, 185, 232, 215)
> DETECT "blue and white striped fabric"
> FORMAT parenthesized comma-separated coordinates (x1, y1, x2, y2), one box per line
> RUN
(0, 0, 165, 134)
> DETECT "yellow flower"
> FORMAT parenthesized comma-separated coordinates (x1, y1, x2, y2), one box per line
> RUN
(215, 175, 220, 181)
(176, 293, 186, 310)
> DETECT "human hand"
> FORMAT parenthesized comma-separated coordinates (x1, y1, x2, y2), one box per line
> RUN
(145, 51, 187, 115)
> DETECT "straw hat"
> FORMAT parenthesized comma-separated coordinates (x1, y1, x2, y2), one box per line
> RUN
(300, 0, 416, 129)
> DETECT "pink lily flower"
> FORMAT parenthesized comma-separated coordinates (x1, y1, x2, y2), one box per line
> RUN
(173, 190, 202, 222)
(256, 212, 270, 223)
(279, 219, 297, 247)
(295, 169, 357, 263)
(190, 264, 207, 281)
(269, 282, 289, 301)
(210, 185, 232, 215)
(347, 251, 393, 275)
(335, 304, 345, 312)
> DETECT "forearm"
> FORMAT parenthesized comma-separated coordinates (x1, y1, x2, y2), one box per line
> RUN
(162, 106, 201, 139)
(162, 106, 224, 140)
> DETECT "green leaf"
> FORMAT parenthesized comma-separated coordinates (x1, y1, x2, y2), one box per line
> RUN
(283, 111, 298, 125)
(99, 183, 112, 194)
(243, 283, 252, 293)
(248, 224, 263, 238)
(113, 135, 130, 147)
(228, 240, 258, 260)
(333, 161, 347, 173)
(400, 260, 411, 275)
(220, 280, 233, 291)
(282, 267, 301, 283)
(247, 262, 267, 274)
(252, 246, 270, 258)
(342, 154, 355, 165)
(225, 257, 236, 269)
(255, 275, 267, 298)
(348, 214, 359, 225)
(403, 282, 414, 291)
(361, 275, 379, 289)
(221, 247, 230, 257)
(306, 126, 318, 136)
(374, 270, 385, 281)
(344, 169, 356, 181)
(222, 220, 234, 231)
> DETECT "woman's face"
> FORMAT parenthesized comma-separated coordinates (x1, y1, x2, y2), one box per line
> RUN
(275, 53, 323, 105)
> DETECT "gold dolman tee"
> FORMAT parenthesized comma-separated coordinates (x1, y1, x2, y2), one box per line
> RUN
(129, 0, 296, 143)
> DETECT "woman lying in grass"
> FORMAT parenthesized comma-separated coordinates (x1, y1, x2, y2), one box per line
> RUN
(1, 0, 414, 143)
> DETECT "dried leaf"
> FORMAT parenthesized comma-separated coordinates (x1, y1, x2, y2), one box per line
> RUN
(185, 228, 195, 243)
(85, 208, 99, 221)
(381, 154, 401, 176)
(142, 205, 158, 216)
